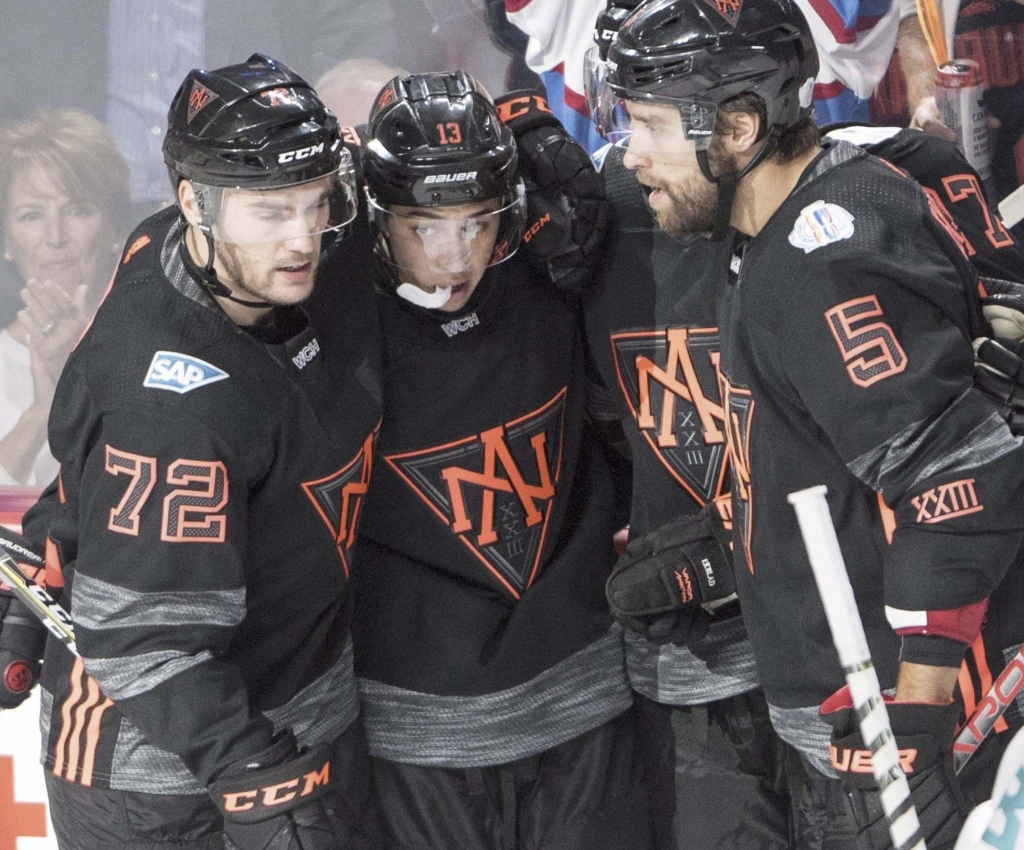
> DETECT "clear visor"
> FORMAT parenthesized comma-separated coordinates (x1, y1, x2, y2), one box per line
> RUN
(595, 80, 717, 164)
(197, 154, 358, 247)
(369, 186, 526, 276)
(583, 45, 613, 124)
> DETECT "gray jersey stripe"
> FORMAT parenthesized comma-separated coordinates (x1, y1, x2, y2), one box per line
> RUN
(72, 572, 245, 631)
(909, 411, 1022, 489)
(769, 703, 838, 779)
(359, 628, 632, 767)
(625, 615, 760, 705)
(848, 393, 1021, 491)
(83, 649, 213, 700)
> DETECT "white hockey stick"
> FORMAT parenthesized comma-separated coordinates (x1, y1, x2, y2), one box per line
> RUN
(789, 485, 926, 850)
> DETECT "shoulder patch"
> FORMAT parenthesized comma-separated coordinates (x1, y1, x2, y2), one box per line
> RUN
(143, 351, 229, 394)
(788, 201, 855, 254)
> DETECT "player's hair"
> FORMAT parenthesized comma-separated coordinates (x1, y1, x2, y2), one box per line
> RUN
(0, 109, 132, 240)
(716, 92, 820, 164)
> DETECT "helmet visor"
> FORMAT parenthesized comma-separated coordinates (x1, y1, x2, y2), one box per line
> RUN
(596, 80, 717, 163)
(584, 45, 613, 124)
(368, 185, 526, 278)
(196, 151, 358, 246)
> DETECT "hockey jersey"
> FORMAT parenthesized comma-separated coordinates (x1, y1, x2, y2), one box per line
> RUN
(718, 141, 1024, 775)
(352, 256, 631, 768)
(583, 145, 760, 707)
(37, 208, 382, 793)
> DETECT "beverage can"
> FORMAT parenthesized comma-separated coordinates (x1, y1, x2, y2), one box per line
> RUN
(934, 60, 992, 183)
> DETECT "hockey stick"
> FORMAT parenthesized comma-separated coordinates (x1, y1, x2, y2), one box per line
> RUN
(0, 544, 78, 656)
(789, 486, 927, 850)
(953, 646, 1024, 774)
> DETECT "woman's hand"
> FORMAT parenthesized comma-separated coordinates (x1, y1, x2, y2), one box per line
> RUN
(16, 278, 90, 384)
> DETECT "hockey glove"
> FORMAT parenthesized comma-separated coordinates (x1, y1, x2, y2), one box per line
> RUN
(605, 506, 736, 647)
(974, 336, 1024, 434)
(979, 277, 1024, 342)
(210, 731, 343, 850)
(0, 530, 47, 709)
(493, 90, 611, 295)
(821, 686, 971, 850)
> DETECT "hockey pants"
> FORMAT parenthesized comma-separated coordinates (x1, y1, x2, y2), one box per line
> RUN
(368, 706, 655, 850)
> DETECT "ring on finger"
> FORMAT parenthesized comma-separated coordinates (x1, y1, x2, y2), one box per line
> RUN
(40, 321, 56, 335)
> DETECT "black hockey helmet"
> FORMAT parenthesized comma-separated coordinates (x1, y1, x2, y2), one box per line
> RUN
(601, 0, 818, 158)
(162, 54, 358, 306)
(363, 71, 527, 292)
(599, 0, 818, 238)
(164, 53, 350, 190)
(584, 0, 643, 126)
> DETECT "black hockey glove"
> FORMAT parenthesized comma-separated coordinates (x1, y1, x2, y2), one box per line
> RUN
(0, 530, 47, 710)
(210, 731, 343, 850)
(605, 506, 736, 647)
(493, 90, 611, 295)
(974, 336, 1024, 434)
(821, 686, 971, 850)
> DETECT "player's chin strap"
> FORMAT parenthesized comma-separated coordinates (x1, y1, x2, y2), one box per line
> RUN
(698, 126, 782, 242)
(178, 218, 274, 309)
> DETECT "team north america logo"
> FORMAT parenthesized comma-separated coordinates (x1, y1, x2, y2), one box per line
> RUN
(385, 389, 567, 599)
(611, 327, 729, 507)
(302, 427, 378, 577)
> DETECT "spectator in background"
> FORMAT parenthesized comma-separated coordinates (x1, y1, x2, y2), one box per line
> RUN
(0, 110, 131, 486)
(316, 58, 410, 127)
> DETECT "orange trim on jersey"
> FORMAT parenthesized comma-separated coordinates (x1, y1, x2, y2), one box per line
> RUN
(53, 657, 85, 777)
(64, 676, 102, 782)
(44, 537, 63, 589)
(74, 267, 117, 351)
(57, 468, 65, 504)
(80, 696, 115, 787)
(958, 661, 977, 726)
(876, 158, 909, 178)
(972, 636, 1009, 734)
(877, 493, 896, 545)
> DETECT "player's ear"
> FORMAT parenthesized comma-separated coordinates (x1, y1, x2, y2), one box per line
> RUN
(717, 110, 761, 156)
(177, 180, 202, 228)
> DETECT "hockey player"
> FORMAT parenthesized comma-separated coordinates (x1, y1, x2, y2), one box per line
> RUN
(350, 71, 653, 849)
(25, 54, 383, 850)
(493, 53, 791, 850)
(600, 0, 1024, 847)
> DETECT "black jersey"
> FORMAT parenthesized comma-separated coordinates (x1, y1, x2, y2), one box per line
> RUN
(718, 141, 1024, 774)
(38, 208, 382, 793)
(825, 124, 1024, 283)
(351, 257, 631, 768)
(583, 145, 759, 707)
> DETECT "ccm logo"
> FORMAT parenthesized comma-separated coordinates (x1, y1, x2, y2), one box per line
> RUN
(424, 172, 477, 184)
(278, 143, 325, 164)
(830, 744, 918, 775)
(222, 761, 330, 812)
(523, 213, 551, 243)
(291, 338, 320, 369)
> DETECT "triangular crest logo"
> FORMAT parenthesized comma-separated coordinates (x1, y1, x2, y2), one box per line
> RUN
(702, 0, 744, 27)
(188, 81, 219, 123)
(611, 327, 729, 507)
(302, 427, 378, 577)
(385, 388, 567, 599)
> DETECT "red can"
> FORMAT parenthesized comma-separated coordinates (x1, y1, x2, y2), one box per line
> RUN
(934, 60, 992, 183)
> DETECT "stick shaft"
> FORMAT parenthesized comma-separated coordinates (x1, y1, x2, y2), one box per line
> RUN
(916, 0, 949, 67)
(0, 546, 79, 656)
(789, 486, 927, 850)
(953, 646, 1024, 773)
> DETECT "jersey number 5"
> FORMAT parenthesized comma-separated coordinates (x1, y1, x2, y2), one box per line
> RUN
(105, 446, 228, 542)
(825, 296, 908, 388)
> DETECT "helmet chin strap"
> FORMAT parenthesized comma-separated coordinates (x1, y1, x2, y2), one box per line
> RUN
(696, 126, 782, 242)
(179, 220, 274, 309)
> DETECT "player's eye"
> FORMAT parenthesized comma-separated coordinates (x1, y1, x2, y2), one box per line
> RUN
(415, 225, 434, 237)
